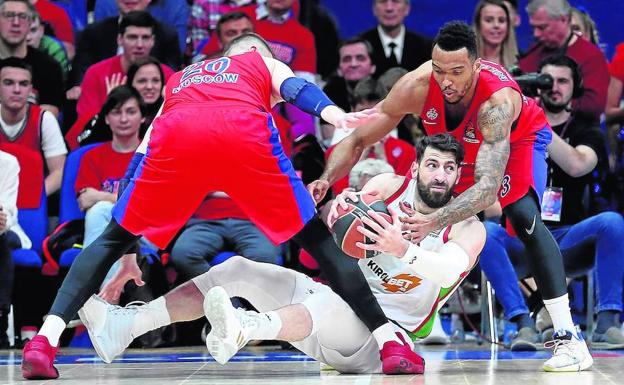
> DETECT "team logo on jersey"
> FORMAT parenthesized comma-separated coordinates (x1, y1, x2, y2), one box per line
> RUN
(381, 274, 422, 293)
(366, 260, 422, 293)
(172, 57, 239, 94)
(392, 146, 402, 158)
(426, 108, 438, 121)
(481, 63, 510, 82)
(463, 122, 480, 144)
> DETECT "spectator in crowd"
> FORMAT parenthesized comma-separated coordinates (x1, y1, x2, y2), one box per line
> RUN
(606, 43, 624, 170)
(348, 158, 393, 191)
(0, 0, 63, 116)
(473, 0, 518, 69)
(188, 0, 252, 52)
(196, 11, 254, 61)
(323, 38, 376, 113)
(30, 0, 74, 59)
(0, 58, 66, 197)
(481, 55, 624, 351)
(76, 11, 174, 118)
(26, 11, 69, 81)
(326, 76, 415, 194)
(74, 86, 150, 298)
(570, 6, 599, 45)
(360, 0, 432, 77)
(127, 56, 164, 129)
(0, 149, 31, 348)
(94, 0, 189, 52)
(69, 0, 180, 101)
(519, 0, 609, 121)
(169, 191, 282, 283)
(75, 86, 143, 248)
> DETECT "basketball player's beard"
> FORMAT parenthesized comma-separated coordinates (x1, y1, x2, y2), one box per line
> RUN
(416, 176, 453, 209)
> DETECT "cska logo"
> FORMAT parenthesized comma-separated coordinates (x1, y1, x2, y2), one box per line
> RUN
(463, 122, 479, 144)
(426, 108, 438, 120)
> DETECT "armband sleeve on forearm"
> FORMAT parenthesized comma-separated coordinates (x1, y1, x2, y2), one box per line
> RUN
(401, 241, 470, 288)
(279, 77, 336, 117)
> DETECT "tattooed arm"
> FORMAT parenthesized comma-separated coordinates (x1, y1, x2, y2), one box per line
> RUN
(431, 88, 521, 228)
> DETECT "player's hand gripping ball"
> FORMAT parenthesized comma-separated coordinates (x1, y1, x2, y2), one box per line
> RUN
(328, 193, 392, 259)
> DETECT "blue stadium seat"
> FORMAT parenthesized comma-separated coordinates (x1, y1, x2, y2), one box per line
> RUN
(12, 190, 47, 268)
(59, 143, 103, 223)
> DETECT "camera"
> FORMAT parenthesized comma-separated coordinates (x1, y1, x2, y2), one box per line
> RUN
(509, 67, 554, 97)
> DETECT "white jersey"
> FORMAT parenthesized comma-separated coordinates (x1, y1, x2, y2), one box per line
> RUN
(357, 178, 468, 337)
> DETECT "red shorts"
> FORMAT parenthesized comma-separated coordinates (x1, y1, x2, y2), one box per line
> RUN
(112, 108, 316, 249)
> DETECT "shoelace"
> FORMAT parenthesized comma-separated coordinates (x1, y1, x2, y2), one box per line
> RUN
(109, 301, 147, 316)
(544, 337, 579, 360)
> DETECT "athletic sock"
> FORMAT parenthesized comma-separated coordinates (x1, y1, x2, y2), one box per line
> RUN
(543, 294, 576, 336)
(131, 297, 171, 337)
(247, 311, 282, 340)
(511, 313, 535, 330)
(38, 315, 66, 347)
(372, 322, 402, 348)
(595, 310, 620, 334)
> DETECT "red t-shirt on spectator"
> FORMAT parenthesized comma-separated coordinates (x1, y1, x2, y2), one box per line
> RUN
(326, 136, 416, 194)
(77, 55, 174, 117)
(35, 0, 74, 45)
(609, 43, 624, 82)
(518, 34, 609, 119)
(254, 18, 316, 73)
(74, 142, 134, 194)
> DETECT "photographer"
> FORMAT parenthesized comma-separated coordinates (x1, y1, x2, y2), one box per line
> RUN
(481, 55, 624, 350)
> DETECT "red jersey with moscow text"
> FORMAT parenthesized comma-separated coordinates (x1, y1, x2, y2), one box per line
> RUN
(164, 51, 272, 113)
(419, 60, 549, 195)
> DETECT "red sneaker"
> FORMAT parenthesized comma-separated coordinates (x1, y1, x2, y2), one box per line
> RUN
(379, 333, 425, 375)
(21, 335, 59, 380)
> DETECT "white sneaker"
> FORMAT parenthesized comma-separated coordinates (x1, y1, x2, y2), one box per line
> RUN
(542, 328, 593, 372)
(78, 295, 143, 363)
(203, 286, 257, 365)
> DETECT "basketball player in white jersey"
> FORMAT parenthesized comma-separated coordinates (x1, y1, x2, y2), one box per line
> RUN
(77, 133, 485, 374)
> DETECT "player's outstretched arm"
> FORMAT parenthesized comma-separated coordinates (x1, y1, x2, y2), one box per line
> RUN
(263, 57, 378, 127)
(430, 89, 519, 229)
(358, 209, 485, 287)
(310, 72, 426, 203)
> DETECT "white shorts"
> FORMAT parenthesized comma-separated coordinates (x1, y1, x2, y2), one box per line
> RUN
(192, 256, 412, 373)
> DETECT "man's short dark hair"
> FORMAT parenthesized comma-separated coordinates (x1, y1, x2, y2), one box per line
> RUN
(216, 11, 252, 37)
(416, 134, 465, 165)
(351, 76, 384, 109)
(538, 54, 583, 98)
(101, 85, 146, 118)
(433, 21, 478, 59)
(338, 37, 374, 59)
(0, 57, 32, 77)
(119, 10, 156, 35)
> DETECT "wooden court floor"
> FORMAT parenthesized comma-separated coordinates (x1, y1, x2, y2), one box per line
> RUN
(1, 344, 623, 385)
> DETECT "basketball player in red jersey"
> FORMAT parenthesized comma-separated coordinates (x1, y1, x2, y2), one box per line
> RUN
(22, 33, 425, 380)
(310, 21, 592, 372)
